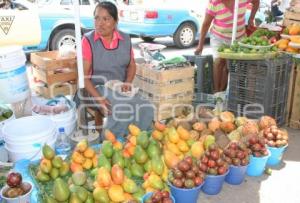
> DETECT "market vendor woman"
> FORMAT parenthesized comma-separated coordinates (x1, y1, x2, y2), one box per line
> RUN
(80, 1, 153, 137)
(195, 0, 259, 92)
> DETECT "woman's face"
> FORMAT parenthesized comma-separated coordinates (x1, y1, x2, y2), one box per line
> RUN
(94, 7, 117, 37)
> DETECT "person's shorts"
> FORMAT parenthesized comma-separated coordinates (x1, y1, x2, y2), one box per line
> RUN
(210, 35, 231, 59)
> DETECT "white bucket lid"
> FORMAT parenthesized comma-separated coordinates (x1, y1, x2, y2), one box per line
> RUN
(2, 116, 56, 142)
(0, 46, 26, 69)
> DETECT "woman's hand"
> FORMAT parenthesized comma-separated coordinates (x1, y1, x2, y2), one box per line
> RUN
(98, 98, 112, 116)
(121, 83, 132, 92)
(194, 45, 203, 55)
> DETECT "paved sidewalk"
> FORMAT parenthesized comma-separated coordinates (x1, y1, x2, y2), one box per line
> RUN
(198, 128, 300, 203)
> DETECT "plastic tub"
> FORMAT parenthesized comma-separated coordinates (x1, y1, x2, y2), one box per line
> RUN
(247, 152, 270, 177)
(0, 46, 29, 103)
(5, 132, 56, 152)
(2, 116, 56, 143)
(267, 145, 288, 166)
(225, 164, 249, 185)
(0, 182, 33, 203)
(142, 192, 175, 203)
(5, 133, 57, 162)
(169, 181, 203, 203)
(202, 170, 229, 195)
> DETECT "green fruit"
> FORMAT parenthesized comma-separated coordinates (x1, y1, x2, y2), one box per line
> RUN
(112, 150, 125, 168)
(36, 170, 50, 182)
(69, 193, 83, 203)
(69, 184, 78, 193)
(124, 168, 132, 178)
(52, 156, 63, 168)
(44, 195, 58, 203)
(186, 139, 195, 147)
(50, 168, 59, 179)
(59, 162, 69, 176)
(146, 143, 161, 159)
(102, 141, 113, 158)
(2, 110, 12, 118)
(83, 178, 95, 192)
(137, 131, 149, 148)
(151, 156, 164, 175)
(72, 171, 87, 186)
(132, 188, 145, 202)
(149, 175, 164, 190)
(76, 187, 88, 202)
(144, 160, 152, 173)
(90, 168, 98, 177)
(53, 178, 70, 202)
(134, 146, 148, 164)
(42, 144, 55, 160)
(85, 193, 94, 203)
(130, 162, 144, 178)
(98, 154, 111, 171)
(93, 187, 110, 203)
(204, 135, 215, 150)
(122, 178, 138, 193)
(124, 157, 131, 168)
(0, 116, 5, 122)
(184, 179, 195, 188)
(265, 168, 272, 175)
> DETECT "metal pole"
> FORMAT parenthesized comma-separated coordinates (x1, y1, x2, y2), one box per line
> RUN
(232, 0, 239, 44)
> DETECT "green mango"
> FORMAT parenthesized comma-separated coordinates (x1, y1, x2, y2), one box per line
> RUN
(53, 178, 70, 202)
(122, 178, 138, 194)
(93, 187, 110, 203)
(98, 154, 111, 171)
(72, 171, 87, 186)
(36, 170, 50, 182)
(146, 143, 161, 159)
(43, 195, 57, 203)
(69, 193, 83, 203)
(151, 156, 164, 175)
(42, 144, 55, 160)
(144, 160, 152, 173)
(102, 141, 113, 158)
(112, 150, 124, 168)
(149, 175, 164, 190)
(52, 156, 63, 168)
(2, 110, 12, 118)
(137, 131, 149, 148)
(134, 146, 148, 164)
(124, 168, 132, 178)
(50, 168, 59, 179)
(132, 188, 145, 202)
(85, 193, 94, 203)
(130, 162, 144, 178)
(124, 157, 131, 168)
(76, 187, 88, 202)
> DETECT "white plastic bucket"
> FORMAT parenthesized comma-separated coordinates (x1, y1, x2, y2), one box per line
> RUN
(0, 182, 33, 203)
(5, 133, 57, 162)
(32, 101, 77, 135)
(2, 116, 56, 143)
(0, 46, 29, 103)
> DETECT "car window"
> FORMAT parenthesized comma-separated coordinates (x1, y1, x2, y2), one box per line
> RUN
(60, 0, 72, 5)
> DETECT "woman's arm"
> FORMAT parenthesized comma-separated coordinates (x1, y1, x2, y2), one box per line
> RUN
(125, 56, 136, 84)
(248, 0, 260, 27)
(195, 13, 214, 55)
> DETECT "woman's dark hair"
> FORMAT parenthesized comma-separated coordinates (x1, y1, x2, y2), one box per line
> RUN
(94, 1, 118, 21)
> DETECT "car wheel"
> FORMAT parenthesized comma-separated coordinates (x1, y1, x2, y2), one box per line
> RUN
(50, 28, 76, 50)
(173, 22, 196, 48)
(141, 37, 155, 42)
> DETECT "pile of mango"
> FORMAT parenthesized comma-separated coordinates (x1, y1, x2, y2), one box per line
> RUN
(36, 145, 70, 182)
(276, 24, 300, 53)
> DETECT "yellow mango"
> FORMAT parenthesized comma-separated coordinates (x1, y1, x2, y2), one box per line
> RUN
(177, 125, 190, 140)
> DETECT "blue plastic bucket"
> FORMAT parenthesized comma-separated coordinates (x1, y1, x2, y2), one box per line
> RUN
(202, 170, 229, 195)
(246, 152, 270, 177)
(169, 181, 203, 203)
(267, 145, 288, 166)
(142, 192, 175, 203)
(225, 164, 248, 185)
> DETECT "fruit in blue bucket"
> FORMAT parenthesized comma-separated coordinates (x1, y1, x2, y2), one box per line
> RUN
(263, 125, 288, 148)
(198, 144, 229, 175)
(245, 136, 269, 157)
(169, 156, 205, 189)
(145, 190, 173, 203)
(223, 142, 250, 166)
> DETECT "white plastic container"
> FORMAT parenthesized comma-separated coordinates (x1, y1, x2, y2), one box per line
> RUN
(5, 133, 57, 162)
(2, 116, 56, 142)
(0, 46, 29, 103)
(0, 182, 33, 203)
(32, 101, 77, 135)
